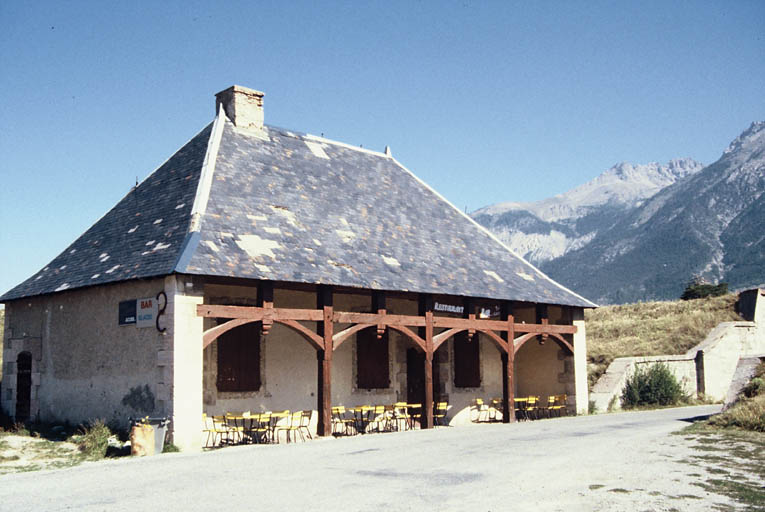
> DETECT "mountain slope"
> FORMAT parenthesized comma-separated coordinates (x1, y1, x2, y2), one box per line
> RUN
(472, 158, 704, 264)
(540, 121, 765, 304)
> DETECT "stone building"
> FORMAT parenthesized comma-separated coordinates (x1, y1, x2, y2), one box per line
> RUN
(1, 85, 595, 450)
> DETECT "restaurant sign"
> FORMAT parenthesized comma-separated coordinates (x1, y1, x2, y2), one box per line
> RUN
(434, 302, 464, 315)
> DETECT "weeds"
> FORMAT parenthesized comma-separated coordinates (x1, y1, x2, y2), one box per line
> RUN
(72, 420, 112, 460)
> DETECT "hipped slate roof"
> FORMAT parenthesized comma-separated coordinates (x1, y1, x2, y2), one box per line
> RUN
(2, 108, 595, 308)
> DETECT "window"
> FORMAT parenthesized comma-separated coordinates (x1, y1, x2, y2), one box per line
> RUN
(453, 332, 480, 388)
(217, 322, 261, 392)
(356, 328, 389, 389)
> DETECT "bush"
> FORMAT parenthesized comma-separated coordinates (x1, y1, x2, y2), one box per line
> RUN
(621, 362, 685, 409)
(742, 377, 765, 398)
(681, 281, 728, 300)
(75, 419, 112, 460)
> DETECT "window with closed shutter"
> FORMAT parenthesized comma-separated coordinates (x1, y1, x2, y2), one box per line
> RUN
(217, 322, 261, 392)
(356, 327, 389, 389)
(453, 331, 480, 388)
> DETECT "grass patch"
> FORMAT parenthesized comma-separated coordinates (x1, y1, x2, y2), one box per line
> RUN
(608, 488, 631, 494)
(585, 294, 740, 387)
(588, 484, 604, 490)
(700, 479, 765, 511)
(71, 420, 111, 460)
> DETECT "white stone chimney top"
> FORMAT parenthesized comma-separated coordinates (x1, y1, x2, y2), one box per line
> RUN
(215, 85, 266, 135)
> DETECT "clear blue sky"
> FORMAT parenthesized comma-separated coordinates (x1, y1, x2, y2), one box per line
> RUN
(1, 1, 764, 297)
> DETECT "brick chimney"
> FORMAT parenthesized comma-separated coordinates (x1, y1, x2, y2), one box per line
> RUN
(215, 85, 265, 134)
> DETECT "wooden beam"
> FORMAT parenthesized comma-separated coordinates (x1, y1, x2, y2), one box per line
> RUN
(316, 286, 333, 437)
(332, 323, 375, 351)
(373, 291, 386, 339)
(333, 312, 426, 326)
(258, 282, 274, 336)
(501, 301, 515, 424)
(202, 318, 253, 349)
(277, 320, 324, 352)
(196, 305, 324, 322)
(423, 310, 434, 429)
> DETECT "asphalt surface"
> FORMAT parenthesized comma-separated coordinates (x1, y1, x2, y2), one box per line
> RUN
(0, 405, 730, 511)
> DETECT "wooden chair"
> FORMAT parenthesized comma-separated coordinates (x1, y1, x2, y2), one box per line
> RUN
(244, 411, 272, 443)
(471, 398, 490, 422)
(204, 414, 236, 447)
(276, 410, 312, 443)
(489, 398, 503, 422)
(525, 396, 540, 420)
(407, 403, 423, 430)
(433, 401, 449, 426)
(224, 412, 245, 444)
(392, 402, 411, 431)
(331, 406, 356, 436)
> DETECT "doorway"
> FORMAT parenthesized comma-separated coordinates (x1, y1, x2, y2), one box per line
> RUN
(15, 352, 32, 423)
(406, 348, 444, 412)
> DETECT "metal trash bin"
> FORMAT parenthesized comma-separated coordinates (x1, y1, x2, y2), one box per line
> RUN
(129, 417, 170, 454)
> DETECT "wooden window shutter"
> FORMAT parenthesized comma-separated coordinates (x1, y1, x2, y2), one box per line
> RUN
(356, 327, 389, 389)
(453, 331, 480, 388)
(217, 322, 261, 392)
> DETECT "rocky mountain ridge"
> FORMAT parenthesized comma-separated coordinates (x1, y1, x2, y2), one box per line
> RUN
(473, 121, 765, 304)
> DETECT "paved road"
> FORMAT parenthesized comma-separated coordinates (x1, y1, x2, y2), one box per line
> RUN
(0, 405, 733, 511)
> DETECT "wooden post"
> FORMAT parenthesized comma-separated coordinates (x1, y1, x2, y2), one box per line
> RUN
(501, 302, 515, 423)
(424, 310, 434, 429)
(316, 286, 333, 437)
(257, 281, 274, 335)
(536, 303, 549, 345)
(373, 291, 386, 339)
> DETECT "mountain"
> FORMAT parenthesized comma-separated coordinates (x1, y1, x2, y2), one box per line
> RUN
(473, 122, 765, 304)
(472, 158, 704, 264)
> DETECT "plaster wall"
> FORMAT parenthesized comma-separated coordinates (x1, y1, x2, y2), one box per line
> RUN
(1, 278, 167, 427)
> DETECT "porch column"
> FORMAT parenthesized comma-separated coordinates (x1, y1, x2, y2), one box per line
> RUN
(418, 294, 434, 429)
(501, 302, 515, 423)
(168, 276, 204, 451)
(572, 307, 589, 415)
(317, 286, 333, 436)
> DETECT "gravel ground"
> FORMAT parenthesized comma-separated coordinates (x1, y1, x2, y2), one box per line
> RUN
(0, 404, 759, 511)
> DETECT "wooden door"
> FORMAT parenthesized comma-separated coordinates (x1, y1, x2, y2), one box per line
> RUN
(15, 352, 32, 423)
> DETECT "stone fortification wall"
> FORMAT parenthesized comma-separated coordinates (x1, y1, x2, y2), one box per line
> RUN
(591, 289, 765, 412)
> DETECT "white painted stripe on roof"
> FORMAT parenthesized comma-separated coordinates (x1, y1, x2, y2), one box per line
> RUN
(304, 140, 329, 159)
(189, 104, 226, 233)
(389, 156, 597, 308)
(304, 133, 391, 158)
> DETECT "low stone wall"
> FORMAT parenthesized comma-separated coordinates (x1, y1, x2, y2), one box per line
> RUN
(590, 354, 698, 412)
(591, 289, 765, 412)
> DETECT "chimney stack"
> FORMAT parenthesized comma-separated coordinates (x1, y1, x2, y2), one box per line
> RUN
(215, 85, 266, 134)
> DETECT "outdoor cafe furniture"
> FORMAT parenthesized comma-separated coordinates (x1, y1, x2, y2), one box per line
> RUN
(471, 398, 491, 422)
(433, 401, 449, 426)
(331, 406, 357, 436)
(275, 410, 313, 443)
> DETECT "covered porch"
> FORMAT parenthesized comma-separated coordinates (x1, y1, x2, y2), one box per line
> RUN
(173, 280, 585, 447)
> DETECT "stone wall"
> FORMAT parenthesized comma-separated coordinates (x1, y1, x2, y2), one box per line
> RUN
(591, 288, 765, 412)
(2, 278, 167, 427)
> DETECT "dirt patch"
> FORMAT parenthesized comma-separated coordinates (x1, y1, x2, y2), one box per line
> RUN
(0, 434, 82, 474)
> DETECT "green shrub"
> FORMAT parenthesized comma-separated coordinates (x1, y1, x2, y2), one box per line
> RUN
(76, 419, 111, 460)
(681, 281, 728, 300)
(162, 443, 180, 453)
(621, 362, 685, 408)
(742, 377, 765, 398)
